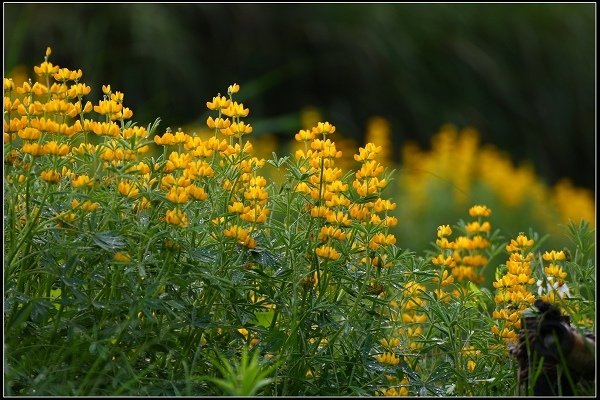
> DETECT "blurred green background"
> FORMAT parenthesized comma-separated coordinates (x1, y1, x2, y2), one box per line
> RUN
(3, 3, 596, 190)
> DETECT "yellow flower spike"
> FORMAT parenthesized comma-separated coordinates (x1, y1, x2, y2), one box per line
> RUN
(45, 46, 52, 57)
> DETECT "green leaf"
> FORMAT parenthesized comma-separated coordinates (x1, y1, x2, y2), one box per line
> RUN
(92, 232, 126, 251)
(189, 246, 219, 264)
(255, 310, 275, 327)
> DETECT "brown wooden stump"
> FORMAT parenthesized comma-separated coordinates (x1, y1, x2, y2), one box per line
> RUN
(510, 300, 595, 396)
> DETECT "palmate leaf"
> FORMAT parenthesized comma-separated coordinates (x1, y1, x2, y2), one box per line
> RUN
(189, 246, 219, 264)
(202, 347, 280, 396)
(92, 232, 126, 251)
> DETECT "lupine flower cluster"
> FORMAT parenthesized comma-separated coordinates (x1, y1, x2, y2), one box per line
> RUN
(4, 49, 594, 397)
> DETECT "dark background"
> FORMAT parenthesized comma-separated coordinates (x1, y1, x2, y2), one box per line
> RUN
(4, 3, 596, 190)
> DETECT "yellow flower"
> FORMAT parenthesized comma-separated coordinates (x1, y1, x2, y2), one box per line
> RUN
(154, 132, 176, 146)
(42, 141, 70, 156)
(467, 360, 476, 372)
(71, 175, 92, 188)
(379, 338, 400, 349)
(223, 225, 256, 248)
(465, 221, 491, 234)
(237, 327, 249, 339)
(187, 185, 208, 201)
(375, 352, 400, 365)
(134, 197, 152, 212)
(354, 142, 381, 162)
(221, 121, 253, 137)
(166, 186, 190, 204)
(40, 169, 61, 183)
(542, 250, 566, 261)
(544, 264, 567, 280)
(228, 83, 240, 94)
(53, 67, 83, 81)
(436, 225, 452, 238)
(206, 95, 231, 111)
(315, 245, 341, 260)
(34, 60, 59, 76)
(312, 121, 336, 136)
(468, 205, 492, 217)
(369, 232, 397, 249)
(432, 254, 455, 267)
(243, 186, 269, 202)
(206, 116, 231, 130)
(294, 129, 315, 142)
(67, 83, 92, 97)
(17, 127, 41, 141)
(118, 180, 139, 198)
(165, 208, 189, 228)
(113, 252, 131, 263)
(221, 101, 249, 118)
(505, 233, 534, 252)
(240, 207, 269, 223)
(318, 225, 347, 242)
(325, 211, 351, 226)
(22, 142, 44, 156)
(94, 99, 122, 115)
(4, 77, 15, 91)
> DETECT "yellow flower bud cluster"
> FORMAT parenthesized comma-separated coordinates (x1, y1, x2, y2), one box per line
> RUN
(491, 233, 537, 344)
